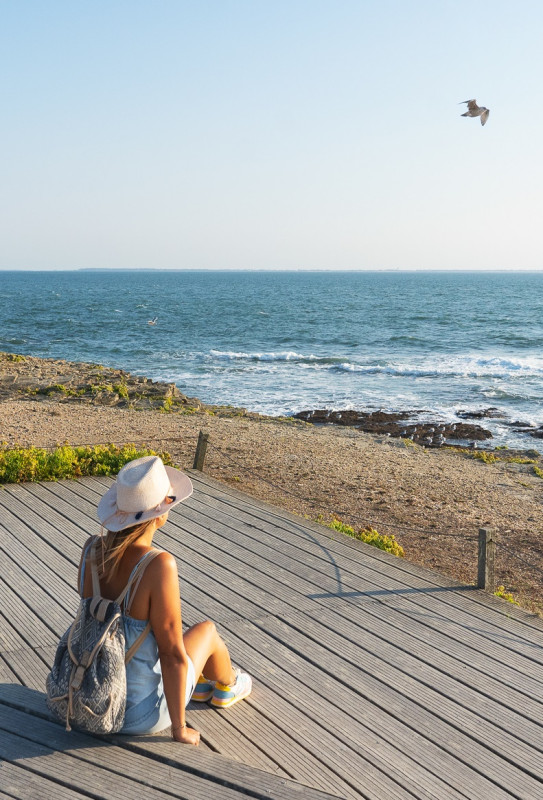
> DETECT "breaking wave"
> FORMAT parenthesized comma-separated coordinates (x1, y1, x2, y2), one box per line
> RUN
(210, 350, 543, 380)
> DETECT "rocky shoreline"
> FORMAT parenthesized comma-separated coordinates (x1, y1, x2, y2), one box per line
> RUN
(3, 351, 541, 453)
(0, 351, 258, 418)
(294, 408, 543, 453)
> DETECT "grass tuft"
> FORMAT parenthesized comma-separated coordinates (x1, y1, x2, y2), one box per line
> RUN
(319, 515, 404, 557)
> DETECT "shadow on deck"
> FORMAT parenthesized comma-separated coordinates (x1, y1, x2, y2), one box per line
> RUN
(1, 471, 543, 799)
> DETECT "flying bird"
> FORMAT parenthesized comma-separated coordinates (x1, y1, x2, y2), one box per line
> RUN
(460, 99, 489, 126)
(147, 317, 158, 325)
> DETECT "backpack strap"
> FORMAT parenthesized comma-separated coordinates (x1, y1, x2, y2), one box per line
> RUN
(79, 537, 96, 596)
(116, 549, 161, 609)
(118, 549, 163, 665)
(88, 542, 163, 664)
(89, 538, 103, 598)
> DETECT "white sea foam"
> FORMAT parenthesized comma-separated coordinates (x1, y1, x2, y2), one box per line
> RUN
(333, 354, 543, 380)
(209, 350, 543, 378)
(210, 349, 322, 363)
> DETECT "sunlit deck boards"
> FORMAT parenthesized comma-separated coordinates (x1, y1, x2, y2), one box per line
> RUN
(1, 471, 543, 800)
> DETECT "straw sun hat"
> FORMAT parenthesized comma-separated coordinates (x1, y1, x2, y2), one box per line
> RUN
(97, 456, 193, 532)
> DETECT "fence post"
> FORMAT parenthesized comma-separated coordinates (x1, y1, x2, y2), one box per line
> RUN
(193, 430, 209, 471)
(477, 527, 495, 590)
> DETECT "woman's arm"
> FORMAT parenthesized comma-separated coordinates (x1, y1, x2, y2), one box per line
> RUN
(148, 552, 200, 746)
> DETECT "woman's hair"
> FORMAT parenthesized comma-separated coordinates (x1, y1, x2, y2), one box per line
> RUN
(99, 519, 155, 578)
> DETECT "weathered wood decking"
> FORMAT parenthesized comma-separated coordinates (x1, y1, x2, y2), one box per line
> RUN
(1, 470, 543, 799)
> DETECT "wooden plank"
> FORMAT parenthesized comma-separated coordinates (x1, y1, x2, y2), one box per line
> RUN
(327, 583, 543, 703)
(1, 647, 51, 691)
(263, 610, 543, 759)
(190, 470, 543, 633)
(301, 601, 543, 723)
(184, 700, 292, 778)
(0, 608, 30, 654)
(161, 506, 543, 683)
(0, 654, 20, 683)
(1, 483, 93, 547)
(0, 490, 82, 565)
(0, 531, 77, 613)
(20, 479, 100, 531)
(227, 617, 543, 800)
(184, 494, 543, 669)
(0, 761, 91, 800)
(222, 628, 514, 800)
(208, 616, 534, 800)
(0, 730, 176, 800)
(0, 557, 73, 635)
(185, 699, 356, 797)
(0, 577, 58, 649)
(0, 679, 350, 798)
(164, 521, 317, 616)
(0, 705, 339, 800)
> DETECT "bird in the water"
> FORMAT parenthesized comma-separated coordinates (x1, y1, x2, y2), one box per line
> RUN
(460, 99, 489, 126)
(147, 317, 158, 325)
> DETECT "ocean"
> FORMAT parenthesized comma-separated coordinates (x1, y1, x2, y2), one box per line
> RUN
(1, 270, 542, 448)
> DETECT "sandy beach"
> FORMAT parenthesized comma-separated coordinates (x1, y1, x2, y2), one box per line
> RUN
(1, 352, 542, 614)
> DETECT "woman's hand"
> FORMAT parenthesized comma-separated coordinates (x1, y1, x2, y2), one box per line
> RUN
(172, 725, 200, 746)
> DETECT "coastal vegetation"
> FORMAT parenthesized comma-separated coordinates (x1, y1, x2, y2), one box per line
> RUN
(0, 444, 172, 484)
(493, 586, 520, 605)
(320, 515, 405, 557)
(452, 448, 538, 466)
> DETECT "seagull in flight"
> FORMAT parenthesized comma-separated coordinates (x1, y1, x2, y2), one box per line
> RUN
(460, 99, 489, 126)
(147, 317, 158, 325)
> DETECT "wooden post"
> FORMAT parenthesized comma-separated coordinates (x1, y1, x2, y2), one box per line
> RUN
(193, 430, 209, 471)
(477, 527, 495, 590)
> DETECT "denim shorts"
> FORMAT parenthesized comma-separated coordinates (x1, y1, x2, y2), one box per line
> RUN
(120, 655, 196, 735)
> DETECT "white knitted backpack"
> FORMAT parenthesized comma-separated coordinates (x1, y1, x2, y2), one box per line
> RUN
(46, 539, 161, 734)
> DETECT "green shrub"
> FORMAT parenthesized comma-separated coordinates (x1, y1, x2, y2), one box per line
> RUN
(454, 448, 537, 466)
(533, 465, 543, 480)
(0, 444, 173, 484)
(88, 382, 113, 394)
(113, 382, 129, 400)
(325, 516, 404, 557)
(493, 585, 520, 605)
(460, 449, 499, 464)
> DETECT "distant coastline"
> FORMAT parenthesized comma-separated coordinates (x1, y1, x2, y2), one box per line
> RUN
(2, 267, 542, 273)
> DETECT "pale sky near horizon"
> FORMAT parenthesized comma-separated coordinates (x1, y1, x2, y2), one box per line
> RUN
(1, 1, 542, 271)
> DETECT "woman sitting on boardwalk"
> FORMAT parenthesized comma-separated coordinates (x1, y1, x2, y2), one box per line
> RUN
(78, 455, 252, 746)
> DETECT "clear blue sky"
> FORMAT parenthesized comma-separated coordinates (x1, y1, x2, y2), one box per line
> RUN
(1, 0, 542, 271)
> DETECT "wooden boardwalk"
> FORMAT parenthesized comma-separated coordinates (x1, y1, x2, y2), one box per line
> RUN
(1, 470, 543, 799)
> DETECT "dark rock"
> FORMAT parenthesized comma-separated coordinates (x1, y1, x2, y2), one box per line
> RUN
(457, 407, 507, 420)
(295, 408, 493, 443)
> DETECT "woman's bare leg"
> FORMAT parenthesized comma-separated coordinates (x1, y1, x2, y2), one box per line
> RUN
(183, 620, 236, 685)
